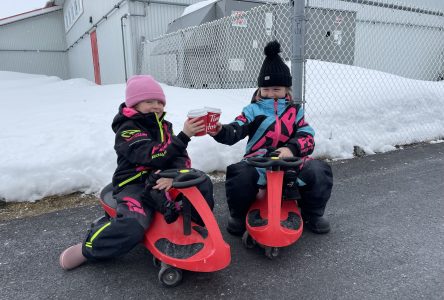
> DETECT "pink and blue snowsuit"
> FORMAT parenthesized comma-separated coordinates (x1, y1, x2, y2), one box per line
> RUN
(213, 96, 333, 219)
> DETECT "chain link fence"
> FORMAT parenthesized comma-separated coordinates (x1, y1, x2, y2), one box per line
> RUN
(141, 0, 291, 89)
(304, 0, 444, 153)
(140, 0, 444, 152)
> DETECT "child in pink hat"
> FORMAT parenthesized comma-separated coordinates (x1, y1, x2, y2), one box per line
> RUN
(59, 75, 214, 270)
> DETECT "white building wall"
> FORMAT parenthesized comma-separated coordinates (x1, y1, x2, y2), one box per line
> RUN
(67, 36, 94, 81)
(309, 0, 444, 80)
(96, 7, 129, 84)
(64, 0, 205, 83)
(354, 18, 444, 81)
(0, 9, 69, 79)
(354, 3, 443, 81)
(127, 0, 203, 77)
(63, 0, 129, 83)
(64, 0, 127, 46)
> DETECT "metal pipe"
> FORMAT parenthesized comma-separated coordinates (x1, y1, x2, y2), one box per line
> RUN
(131, 0, 189, 7)
(291, 0, 306, 105)
(123, 8, 147, 81)
(121, 14, 129, 82)
(0, 49, 65, 53)
(121, 7, 146, 81)
(338, 0, 443, 17)
(357, 18, 444, 31)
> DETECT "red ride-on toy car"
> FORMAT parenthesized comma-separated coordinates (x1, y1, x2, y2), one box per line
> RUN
(99, 169, 231, 287)
(242, 156, 304, 259)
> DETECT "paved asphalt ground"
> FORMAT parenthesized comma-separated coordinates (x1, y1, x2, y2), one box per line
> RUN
(1, 142, 443, 300)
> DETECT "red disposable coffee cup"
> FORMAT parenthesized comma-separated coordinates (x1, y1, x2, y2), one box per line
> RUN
(187, 108, 207, 136)
(205, 107, 221, 134)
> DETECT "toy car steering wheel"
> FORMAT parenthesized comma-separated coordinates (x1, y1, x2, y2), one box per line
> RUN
(245, 156, 303, 169)
(157, 169, 207, 188)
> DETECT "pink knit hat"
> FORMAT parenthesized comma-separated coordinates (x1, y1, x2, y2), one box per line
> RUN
(125, 75, 166, 107)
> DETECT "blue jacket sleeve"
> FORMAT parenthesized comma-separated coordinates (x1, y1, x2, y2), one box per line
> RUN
(212, 106, 254, 145)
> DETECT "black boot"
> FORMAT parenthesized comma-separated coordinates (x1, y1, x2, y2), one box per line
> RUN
(226, 216, 246, 236)
(302, 214, 330, 234)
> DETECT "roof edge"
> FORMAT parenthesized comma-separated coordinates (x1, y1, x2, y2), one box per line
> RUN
(0, 6, 62, 26)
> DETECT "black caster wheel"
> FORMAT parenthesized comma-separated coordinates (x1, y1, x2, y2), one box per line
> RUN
(158, 265, 183, 288)
(242, 231, 256, 249)
(264, 247, 279, 259)
(152, 256, 161, 268)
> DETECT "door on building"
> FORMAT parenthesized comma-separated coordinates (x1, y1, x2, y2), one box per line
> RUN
(90, 30, 101, 85)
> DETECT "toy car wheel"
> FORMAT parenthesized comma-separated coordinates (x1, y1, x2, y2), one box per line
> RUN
(158, 266, 183, 288)
(152, 256, 161, 268)
(264, 247, 280, 259)
(242, 231, 256, 249)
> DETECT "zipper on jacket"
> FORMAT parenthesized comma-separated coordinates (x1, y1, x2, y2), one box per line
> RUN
(118, 171, 148, 187)
(155, 113, 165, 142)
(273, 98, 281, 147)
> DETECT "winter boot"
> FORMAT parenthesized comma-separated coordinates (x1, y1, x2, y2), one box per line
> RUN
(226, 216, 246, 236)
(302, 214, 330, 234)
(59, 243, 87, 270)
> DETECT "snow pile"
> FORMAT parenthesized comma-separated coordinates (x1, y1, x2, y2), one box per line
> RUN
(1, 60, 443, 202)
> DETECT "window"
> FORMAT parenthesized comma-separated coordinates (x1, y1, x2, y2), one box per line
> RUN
(64, 0, 83, 32)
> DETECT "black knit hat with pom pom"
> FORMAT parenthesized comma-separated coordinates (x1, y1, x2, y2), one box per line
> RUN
(257, 40, 292, 87)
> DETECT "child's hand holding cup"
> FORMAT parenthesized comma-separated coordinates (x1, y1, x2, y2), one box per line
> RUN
(185, 109, 207, 137)
(186, 107, 222, 137)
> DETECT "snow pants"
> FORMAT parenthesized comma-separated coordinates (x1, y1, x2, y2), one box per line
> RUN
(225, 159, 333, 219)
(82, 175, 214, 260)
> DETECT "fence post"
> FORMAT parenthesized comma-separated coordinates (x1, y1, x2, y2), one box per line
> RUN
(291, 0, 306, 105)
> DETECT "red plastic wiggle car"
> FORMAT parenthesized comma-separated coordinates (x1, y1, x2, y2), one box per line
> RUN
(99, 169, 231, 287)
(242, 156, 304, 259)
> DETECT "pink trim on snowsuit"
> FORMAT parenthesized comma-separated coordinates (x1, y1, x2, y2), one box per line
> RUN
(123, 197, 146, 216)
(251, 107, 297, 151)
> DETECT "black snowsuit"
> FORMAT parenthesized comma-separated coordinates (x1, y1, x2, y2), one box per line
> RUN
(82, 103, 214, 260)
(213, 96, 332, 220)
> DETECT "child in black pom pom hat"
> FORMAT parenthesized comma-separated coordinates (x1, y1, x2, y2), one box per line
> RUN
(257, 40, 292, 87)
(209, 40, 333, 236)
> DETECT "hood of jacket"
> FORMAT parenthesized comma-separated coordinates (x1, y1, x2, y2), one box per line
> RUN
(111, 103, 166, 133)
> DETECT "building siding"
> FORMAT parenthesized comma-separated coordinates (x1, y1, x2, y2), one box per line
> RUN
(309, 0, 444, 80)
(127, 0, 203, 78)
(62, 0, 129, 83)
(0, 9, 68, 78)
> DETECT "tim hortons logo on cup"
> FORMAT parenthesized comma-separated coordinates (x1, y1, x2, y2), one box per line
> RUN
(208, 114, 220, 123)
(204, 107, 221, 134)
(189, 107, 221, 135)
(207, 122, 217, 132)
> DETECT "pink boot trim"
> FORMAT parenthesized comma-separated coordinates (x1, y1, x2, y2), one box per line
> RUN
(59, 243, 87, 270)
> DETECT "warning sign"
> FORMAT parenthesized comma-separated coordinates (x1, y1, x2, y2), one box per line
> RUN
(232, 11, 248, 27)
(335, 16, 343, 25)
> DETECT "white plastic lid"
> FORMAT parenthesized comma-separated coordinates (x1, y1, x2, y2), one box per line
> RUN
(204, 107, 221, 114)
(187, 108, 207, 117)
